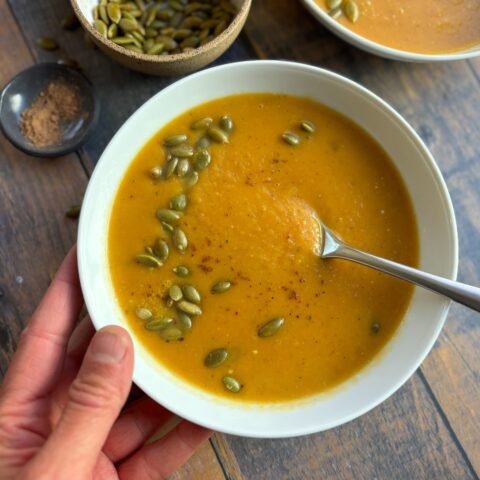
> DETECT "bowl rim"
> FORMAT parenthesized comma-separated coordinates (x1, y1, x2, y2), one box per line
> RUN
(300, 0, 480, 62)
(78, 60, 458, 437)
(70, 0, 251, 63)
(0, 62, 99, 158)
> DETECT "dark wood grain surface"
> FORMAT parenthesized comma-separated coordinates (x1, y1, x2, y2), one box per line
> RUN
(1, 0, 479, 478)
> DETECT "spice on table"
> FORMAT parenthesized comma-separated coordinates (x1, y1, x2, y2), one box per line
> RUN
(20, 82, 81, 148)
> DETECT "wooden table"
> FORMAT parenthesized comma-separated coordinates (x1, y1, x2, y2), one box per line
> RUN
(1, 1, 479, 478)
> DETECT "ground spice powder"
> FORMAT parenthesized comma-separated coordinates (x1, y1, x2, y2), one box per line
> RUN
(20, 82, 80, 147)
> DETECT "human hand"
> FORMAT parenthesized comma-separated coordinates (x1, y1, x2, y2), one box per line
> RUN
(0, 246, 211, 480)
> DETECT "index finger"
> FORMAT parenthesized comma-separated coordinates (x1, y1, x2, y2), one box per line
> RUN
(2, 245, 83, 402)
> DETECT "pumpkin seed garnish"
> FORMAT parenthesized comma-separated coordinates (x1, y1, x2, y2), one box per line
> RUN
(184, 170, 199, 188)
(343, 0, 360, 22)
(176, 158, 190, 177)
(160, 326, 184, 341)
(173, 265, 191, 277)
(182, 284, 201, 304)
(177, 300, 202, 316)
(219, 115, 233, 132)
(329, 6, 342, 19)
(161, 221, 175, 233)
(135, 307, 152, 320)
(65, 205, 81, 219)
(371, 321, 381, 334)
(173, 227, 188, 252)
(37, 37, 58, 50)
(156, 208, 183, 224)
(150, 165, 163, 179)
(191, 117, 213, 130)
(208, 126, 229, 144)
(153, 238, 169, 261)
(258, 317, 285, 338)
(194, 149, 211, 170)
(145, 317, 174, 331)
(222, 376, 241, 393)
(165, 134, 188, 147)
(195, 136, 211, 149)
(178, 312, 192, 330)
(204, 348, 228, 368)
(282, 132, 300, 146)
(136, 253, 163, 268)
(170, 144, 194, 158)
(164, 157, 179, 179)
(300, 120, 316, 133)
(169, 284, 183, 302)
(326, 0, 343, 9)
(170, 193, 188, 211)
(211, 280, 232, 294)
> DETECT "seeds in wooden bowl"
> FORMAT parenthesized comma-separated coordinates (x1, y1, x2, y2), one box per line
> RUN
(91, 0, 238, 55)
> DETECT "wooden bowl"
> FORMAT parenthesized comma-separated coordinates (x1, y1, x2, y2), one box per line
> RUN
(70, 0, 251, 76)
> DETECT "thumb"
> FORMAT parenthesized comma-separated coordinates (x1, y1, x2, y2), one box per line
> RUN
(32, 326, 133, 478)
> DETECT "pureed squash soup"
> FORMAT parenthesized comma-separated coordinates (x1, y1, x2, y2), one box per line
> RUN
(319, 0, 480, 54)
(109, 93, 418, 402)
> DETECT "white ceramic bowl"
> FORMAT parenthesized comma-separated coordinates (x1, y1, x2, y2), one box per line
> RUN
(301, 0, 480, 62)
(78, 60, 458, 438)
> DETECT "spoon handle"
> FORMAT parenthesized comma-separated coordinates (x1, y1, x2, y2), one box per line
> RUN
(330, 243, 480, 312)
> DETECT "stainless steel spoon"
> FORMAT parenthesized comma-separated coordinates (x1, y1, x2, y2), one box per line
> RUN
(319, 223, 480, 312)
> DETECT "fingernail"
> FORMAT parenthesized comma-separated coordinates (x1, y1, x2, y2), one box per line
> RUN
(91, 328, 128, 363)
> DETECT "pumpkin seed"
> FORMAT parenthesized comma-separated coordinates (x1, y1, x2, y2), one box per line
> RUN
(169, 284, 183, 302)
(177, 300, 202, 316)
(160, 326, 183, 341)
(131, 30, 145, 42)
(164, 134, 188, 146)
(282, 131, 300, 146)
(326, 0, 343, 8)
(99, 5, 110, 24)
(176, 158, 190, 177)
(146, 317, 174, 331)
(258, 317, 285, 337)
(165, 297, 174, 308)
(107, 2, 122, 23)
(144, 246, 154, 255)
(145, 7, 157, 26)
(211, 280, 232, 294)
(180, 36, 199, 49)
(124, 44, 143, 53)
(182, 285, 201, 304)
(134, 0, 145, 11)
(173, 265, 190, 277)
(136, 253, 163, 268)
(119, 17, 138, 31)
(65, 205, 81, 219)
(161, 221, 174, 233)
(136, 307, 152, 320)
(222, 376, 241, 393)
(184, 170, 199, 188)
(150, 165, 163, 179)
(300, 120, 316, 133)
(153, 238, 169, 261)
(208, 126, 229, 144)
(170, 193, 188, 211)
(329, 6, 342, 19)
(172, 28, 192, 40)
(177, 312, 192, 330)
(170, 144, 194, 158)
(37, 37, 58, 50)
(62, 14, 80, 30)
(173, 227, 188, 252)
(111, 36, 137, 45)
(219, 115, 233, 132)
(204, 348, 228, 368)
(156, 8, 174, 20)
(371, 321, 381, 334)
(156, 208, 183, 223)
(108, 22, 118, 38)
(343, 0, 360, 22)
(194, 149, 211, 170)
(146, 42, 165, 54)
(164, 157, 179, 179)
(191, 117, 213, 130)
(195, 136, 211, 149)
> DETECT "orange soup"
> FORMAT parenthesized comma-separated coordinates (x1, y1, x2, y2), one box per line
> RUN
(318, 0, 480, 54)
(108, 93, 418, 402)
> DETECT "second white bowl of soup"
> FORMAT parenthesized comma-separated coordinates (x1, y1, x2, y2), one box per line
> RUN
(78, 60, 457, 437)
